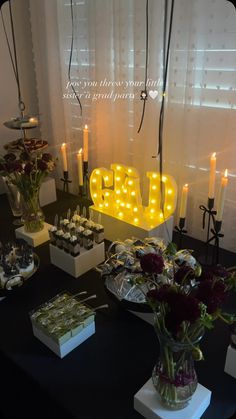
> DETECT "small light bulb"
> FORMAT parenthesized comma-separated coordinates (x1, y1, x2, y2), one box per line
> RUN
(152, 185, 157, 190)
(116, 190, 121, 194)
(133, 207, 138, 212)
(167, 205, 172, 210)
(117, 165, 121, 170)
(93, 193, 97, 198)
(95, 170, 100, 175)
(115, 176, 121, 181)
(105, 191, 110, 196)
(118, 212, 123, 217)
(152, 173, 158, 179)
(121, 202, 125, 207)
(92, 179, 97, 183)
(126, 203, 131, 209)
(131, 191, 136, 196)
(105, 203, 109, 207)
(116, 199, 121, 204)
(151, 199, 156, 204)
(104, 176, 109, 181)
(150, 209, 155, 214)
(128, 168, 132, 173)
(160, 212, 164, 219)
(134, 218, 139, 223)
(123, 188, 127, 193)
(99, 204, 103, 208)
(128, 180, 133, 186)
(162, 176, 167, 182)
(167, 189, 173, 195)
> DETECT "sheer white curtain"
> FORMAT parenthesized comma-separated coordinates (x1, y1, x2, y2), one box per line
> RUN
(30, 0, 236, 251)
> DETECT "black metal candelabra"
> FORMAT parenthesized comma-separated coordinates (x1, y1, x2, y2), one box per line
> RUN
(83, 161, 90, 198)
(199, 197, 216, 265)
(206, 219, 224, 265)
(61, 171, 72, 193)
(174, 217, 187, 249)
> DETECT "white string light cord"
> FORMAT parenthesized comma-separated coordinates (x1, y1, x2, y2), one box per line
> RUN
(68, 0, 82, 116)
(137, 0, 149, 133)
(1, 0, 25, 116)
(158, 0, 175, 244)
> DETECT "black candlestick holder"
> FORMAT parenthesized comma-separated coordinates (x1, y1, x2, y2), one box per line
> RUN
(174, 217, 187, 249)
(199, 197, 216, 265)
(83, 161, 90, 198)
(61, 171, 72, 193)
(207, 219, 224, 265)
(78, 185, 84, 197)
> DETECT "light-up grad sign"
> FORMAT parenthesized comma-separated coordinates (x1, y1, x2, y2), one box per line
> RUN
(90, 163, 177, 229)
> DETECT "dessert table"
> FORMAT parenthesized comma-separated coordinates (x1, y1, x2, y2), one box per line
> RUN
(0, 191, 235, 419)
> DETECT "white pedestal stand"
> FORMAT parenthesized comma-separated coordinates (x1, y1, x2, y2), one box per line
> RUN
(224, 345, 236, 379)
(134, 378, 211, 419)
(39, 177, 57, 207)
(49, 242, 105, 278)
(91, 208, 173, 244)
(15, 222, 51, 247)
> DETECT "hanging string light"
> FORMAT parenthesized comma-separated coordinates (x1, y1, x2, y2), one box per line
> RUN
(154, 0, 175, 212)
(137, 0, 149, 133)
(1, 0, 38, 151)
(68, 0, 82, 116)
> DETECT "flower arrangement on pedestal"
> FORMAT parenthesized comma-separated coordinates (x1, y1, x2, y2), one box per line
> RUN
(0, 151, 55, 232)
(137, 245, 236, 410)
(100, 238, 236, 410)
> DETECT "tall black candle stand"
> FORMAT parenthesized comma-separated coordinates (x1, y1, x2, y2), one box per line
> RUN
(78, 185, 84, 197)
(174, 217, 187, 249)
(61, 171, 72, 193)
(83, 161, 90, 198)
(199, 198, 216, 265)
(207, 219, 224, 265)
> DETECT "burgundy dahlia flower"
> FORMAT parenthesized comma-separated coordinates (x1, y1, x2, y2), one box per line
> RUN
(140, 253, 164, 274)
(174, 266, 195, 284)
(37, 159, 48, 171)
(196, 279, 228, 314)
(42, 153, 52, 162)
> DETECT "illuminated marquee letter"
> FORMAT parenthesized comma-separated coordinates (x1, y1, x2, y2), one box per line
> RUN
(145, 172, 177, 222)
(90, 164, 177, 229)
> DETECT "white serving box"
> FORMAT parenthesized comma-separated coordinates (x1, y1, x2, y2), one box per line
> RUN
(15, 222, 52, 247)
(134, 378, 211, 419)
(49, 241, 105, 278)
(39, 177, 57, 207)
(224, 345, 236, 379)
(32, 321, 95, 358)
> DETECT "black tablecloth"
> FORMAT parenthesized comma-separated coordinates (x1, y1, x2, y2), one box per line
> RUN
(0, 192, 235, 419)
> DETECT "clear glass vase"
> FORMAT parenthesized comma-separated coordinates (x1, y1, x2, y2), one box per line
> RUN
(3, 177, 23, 217)
(21, 187, 45, 233)
(152, 321, 204, 410)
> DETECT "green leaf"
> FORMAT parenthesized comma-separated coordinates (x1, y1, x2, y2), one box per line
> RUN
(165, 242, 177, 257)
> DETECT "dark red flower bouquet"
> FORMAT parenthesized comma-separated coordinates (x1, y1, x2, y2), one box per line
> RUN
(140, 251, 236, 342)
(0, 151, 55, 232)
(136, 247, 236, 409)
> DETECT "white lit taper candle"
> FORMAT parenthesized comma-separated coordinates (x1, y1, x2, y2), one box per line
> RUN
(216, 169, 228, 221)
(83, 125, 89, 162)
(77, 148, 83, 186)
(179, 183, 189, 219)
(208, 152, 216, 199)
(60, 143, 68, 171)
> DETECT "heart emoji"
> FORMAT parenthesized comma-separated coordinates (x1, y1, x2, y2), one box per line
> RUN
(149, 90, 158, 99)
